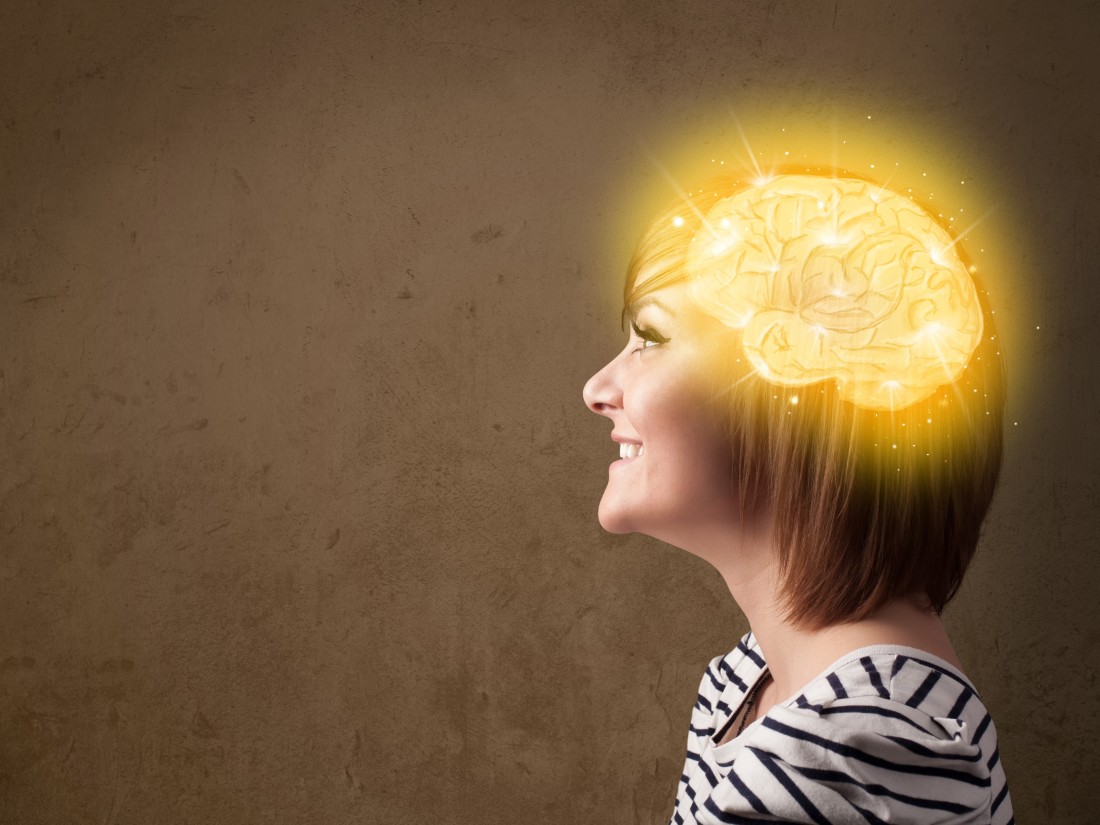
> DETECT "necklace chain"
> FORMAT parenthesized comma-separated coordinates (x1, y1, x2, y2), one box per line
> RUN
(736, 672, 772, 736)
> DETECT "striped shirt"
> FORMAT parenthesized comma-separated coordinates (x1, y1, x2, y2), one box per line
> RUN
(670, 632, 1014, 824)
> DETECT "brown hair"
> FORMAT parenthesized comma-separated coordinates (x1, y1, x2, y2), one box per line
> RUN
(625, 175, 1006, 630)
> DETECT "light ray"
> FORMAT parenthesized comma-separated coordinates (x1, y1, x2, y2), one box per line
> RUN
(726, 106, 768, 183)
(640, 144, 720, 236)
(937, 205, 998, 255)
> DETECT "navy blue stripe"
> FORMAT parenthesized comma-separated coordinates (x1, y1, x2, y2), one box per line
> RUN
(696, 694, 713, 712)
(818, 703, 942, 736)
(695, 754, 722, 789)
(901, 655, 979, 694)
(861, 656, 890, 699)
(882, 734, 983, 763)
(905, 671, 941, 707)
(717, 700, 732, 716)
(706, 666, 726, 692)
(689, 724, 714, 737)
(725, 765, 772, 815)
(987, 747, 1000, 772)
(795, 695, 823, 712)
(760, 717, 990, 787)
(827, 672, 848, 699)
(973, 712, 992, 745)
(890, 655, 908, 679)
(947, 685, 973, 718)
(737, 640, 766, 669)
(752, 749, 832, 825)
(845, 801, 889, 825)
(992, 781, 1009, 814)
(684, 776, 698, 803)
(702, 796, 802, 825)
(719, 658, 750, 692)
(700, 799, 752, 825)
(792, 764, 977, 815)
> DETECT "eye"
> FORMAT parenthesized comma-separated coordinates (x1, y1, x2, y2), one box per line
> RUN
(631, 320, 670, 351)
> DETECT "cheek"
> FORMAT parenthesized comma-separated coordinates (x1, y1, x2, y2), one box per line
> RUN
(646, 388, 732, 486)
(679, 430, 733, 491)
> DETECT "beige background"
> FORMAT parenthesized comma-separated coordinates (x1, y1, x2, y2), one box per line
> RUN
(2, 1, 1097, 822)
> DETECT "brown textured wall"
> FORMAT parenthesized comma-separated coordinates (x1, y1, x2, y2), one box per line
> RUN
(2, 1, 1097, 822)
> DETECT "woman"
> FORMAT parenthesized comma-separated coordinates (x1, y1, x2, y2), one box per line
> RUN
(583, 173, 1014, 824)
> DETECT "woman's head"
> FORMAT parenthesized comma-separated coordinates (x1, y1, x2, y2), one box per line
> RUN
(586, 172, 1006, 630)
(582, 280, 754, 552)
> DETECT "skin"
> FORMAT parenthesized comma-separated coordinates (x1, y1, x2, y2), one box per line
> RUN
(583, 281, 964, 735)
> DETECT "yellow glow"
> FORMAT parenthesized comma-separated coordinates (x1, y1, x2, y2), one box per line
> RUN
(611, 110, 1033, 425)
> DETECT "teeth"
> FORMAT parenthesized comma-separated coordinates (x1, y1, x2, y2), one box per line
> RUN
(618, 443, 644, 459)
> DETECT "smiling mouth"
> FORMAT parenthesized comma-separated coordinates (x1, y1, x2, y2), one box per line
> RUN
(618, 443, 645, 459)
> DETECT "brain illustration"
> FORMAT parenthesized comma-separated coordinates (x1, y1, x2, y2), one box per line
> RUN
(686, 175, 984, 410)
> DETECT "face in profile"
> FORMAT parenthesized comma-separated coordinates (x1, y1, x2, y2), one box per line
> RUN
(582, 282, 743, 549)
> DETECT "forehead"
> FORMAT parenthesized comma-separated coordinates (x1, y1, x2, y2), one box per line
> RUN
(628, 282, 692, 320)
(630, 284, 736, 357)
(630, 293, 675, 317)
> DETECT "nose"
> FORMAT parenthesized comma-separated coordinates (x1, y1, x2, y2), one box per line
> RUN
(583, 353, 622, 417)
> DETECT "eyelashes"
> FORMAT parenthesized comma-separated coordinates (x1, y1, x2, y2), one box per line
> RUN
(631, 320, 671, 350)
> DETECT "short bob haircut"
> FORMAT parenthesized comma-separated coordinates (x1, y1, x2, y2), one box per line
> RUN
(624, 175, 1006, 630)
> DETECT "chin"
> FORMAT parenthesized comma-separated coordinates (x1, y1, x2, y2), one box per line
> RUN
(597, 500, 635, 534)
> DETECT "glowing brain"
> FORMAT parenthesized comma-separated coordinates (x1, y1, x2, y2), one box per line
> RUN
(686, 174, 984, 410)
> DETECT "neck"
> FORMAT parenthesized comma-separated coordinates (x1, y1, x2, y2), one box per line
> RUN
(690, 517, 964, 706)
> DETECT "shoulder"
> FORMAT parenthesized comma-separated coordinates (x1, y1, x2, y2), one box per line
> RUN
(717, 652, 1002, 823)
(680, 632, 763, 752)
(693, 631, 764, 712)
(699, 631, 765, 693)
